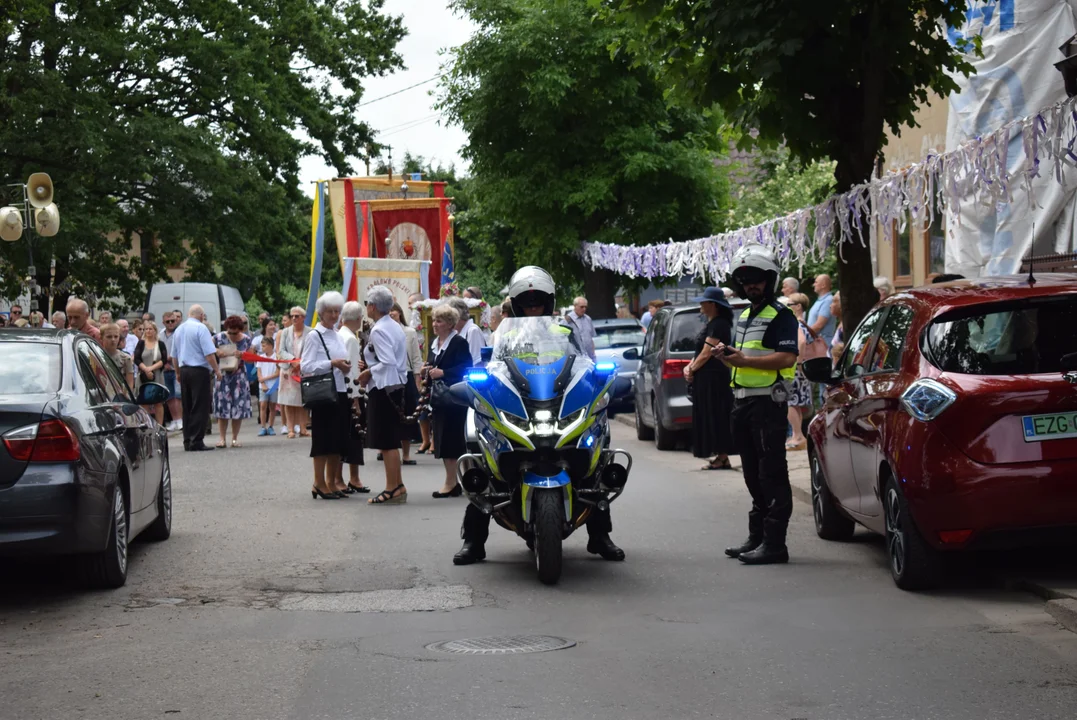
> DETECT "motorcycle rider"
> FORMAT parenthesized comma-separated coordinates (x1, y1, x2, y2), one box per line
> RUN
(454, 265, 626, 565)
(717, 244, 799, 565)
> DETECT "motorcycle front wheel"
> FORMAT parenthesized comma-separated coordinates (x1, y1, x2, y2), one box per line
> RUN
(533, 488, 564, 585)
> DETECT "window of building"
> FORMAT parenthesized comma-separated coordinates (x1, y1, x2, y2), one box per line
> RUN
(892, 215, 913, 287)
(927, 205, 946, 275)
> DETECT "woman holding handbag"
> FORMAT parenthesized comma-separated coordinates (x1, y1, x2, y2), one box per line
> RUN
(359, 286, 410, 505)
(787, 293, 824, 451)
(212, 316, 253, 448)
(300, 292, 353, 500)
(425, 304, 473, 498)
(133, 321, 168, 426)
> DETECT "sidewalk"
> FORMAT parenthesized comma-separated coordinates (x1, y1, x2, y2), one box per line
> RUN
(614, 412, 1077, 633)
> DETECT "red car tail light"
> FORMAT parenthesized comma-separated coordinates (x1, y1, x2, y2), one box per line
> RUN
(662, 359, 689, 380)
(2, 419, 80, 463)
(938, 529, 973, 545)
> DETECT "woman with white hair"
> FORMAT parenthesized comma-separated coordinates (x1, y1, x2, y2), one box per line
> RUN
(277, 305, 311, 439)
(301, 292, 353, 500)
(874, 276, 894, 301)
(338, 301, 370, 494)
(359, 286, 410, 504)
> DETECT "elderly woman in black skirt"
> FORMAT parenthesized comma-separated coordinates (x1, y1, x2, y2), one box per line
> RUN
(359, 286, 410, 505)
(683, 287, 735, 470)
(299, 291, 353, 499)
(425, 304, 473, 498)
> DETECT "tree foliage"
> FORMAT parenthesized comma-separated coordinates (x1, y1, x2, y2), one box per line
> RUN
(604, 0, 975, 329)
(0, 0, 405, 311)
(439, 0, 730, 317)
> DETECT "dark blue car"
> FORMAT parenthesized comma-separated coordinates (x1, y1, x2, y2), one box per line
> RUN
(0, 328, 172, 587)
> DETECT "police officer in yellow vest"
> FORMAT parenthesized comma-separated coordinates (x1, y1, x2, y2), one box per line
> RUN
(718, 244, 799, 565)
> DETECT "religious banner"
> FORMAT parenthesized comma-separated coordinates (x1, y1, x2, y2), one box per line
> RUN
(351, 258, 431, 312)
(369, 199, 445, 294)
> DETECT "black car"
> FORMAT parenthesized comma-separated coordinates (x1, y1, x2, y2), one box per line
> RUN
(0, 328, 172, 587)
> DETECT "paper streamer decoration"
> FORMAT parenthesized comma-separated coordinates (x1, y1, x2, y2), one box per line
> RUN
(581, 95, 1077, 281)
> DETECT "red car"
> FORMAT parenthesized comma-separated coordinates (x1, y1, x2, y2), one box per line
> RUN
(804, 274, 1077, 590)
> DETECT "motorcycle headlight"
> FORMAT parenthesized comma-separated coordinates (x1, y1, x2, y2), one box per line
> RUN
(900, 379, 957, 422)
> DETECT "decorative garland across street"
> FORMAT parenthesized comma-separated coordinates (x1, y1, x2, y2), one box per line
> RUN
(581, 95, 1077, 281)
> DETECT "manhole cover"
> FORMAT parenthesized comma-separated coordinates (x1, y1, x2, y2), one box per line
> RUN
(426, 635, 576, 655)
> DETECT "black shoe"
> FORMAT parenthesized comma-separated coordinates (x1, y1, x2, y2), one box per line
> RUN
(348, 483, 371, 494)
(724, 537, 763, 558)
(188, 444, 214, 452)
(586, 534, 625, 561)
(432, 485, 463, 499)
(453, 541, 486, 565)
(738, 544, 789, 565)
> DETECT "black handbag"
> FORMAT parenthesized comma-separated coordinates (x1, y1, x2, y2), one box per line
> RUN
(429, 379, 452, 410)
(301, 331, 338, 409)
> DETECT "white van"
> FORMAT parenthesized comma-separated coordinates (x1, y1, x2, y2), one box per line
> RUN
(145, 283, 245, 326)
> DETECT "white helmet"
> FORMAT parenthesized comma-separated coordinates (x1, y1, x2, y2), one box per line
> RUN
(508, 265, 556, 316)
(729, 244, 781, 297)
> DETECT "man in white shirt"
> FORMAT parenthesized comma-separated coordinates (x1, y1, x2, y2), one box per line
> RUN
(449, 297, 485, 364)
(170, 305, 221, 451)
(118, 319, 139, 355)
(565, 296, 596, 360)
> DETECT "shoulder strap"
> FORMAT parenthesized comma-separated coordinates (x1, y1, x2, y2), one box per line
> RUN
(314, 329, 331, 360)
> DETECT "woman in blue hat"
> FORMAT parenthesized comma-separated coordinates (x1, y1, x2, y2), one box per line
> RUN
(683, 287, 735, 470)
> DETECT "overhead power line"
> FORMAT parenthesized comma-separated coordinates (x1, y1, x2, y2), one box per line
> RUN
(357, 74, 445, 109)
(377, 114, 443, 138)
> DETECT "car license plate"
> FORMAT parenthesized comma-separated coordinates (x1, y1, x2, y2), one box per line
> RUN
(1022, 412, 1077, 442)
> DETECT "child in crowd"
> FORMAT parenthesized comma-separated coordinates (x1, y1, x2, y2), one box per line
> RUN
(257, 336, 280, 436)
(99, 323, 135, 389)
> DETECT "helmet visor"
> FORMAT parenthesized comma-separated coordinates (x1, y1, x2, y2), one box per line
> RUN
(733, 266, 768, 285)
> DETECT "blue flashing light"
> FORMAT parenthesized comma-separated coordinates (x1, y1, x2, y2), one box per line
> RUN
(467, 370, 489, 383)
(594, 361, 616, 374)
(585, 435, 595, 448)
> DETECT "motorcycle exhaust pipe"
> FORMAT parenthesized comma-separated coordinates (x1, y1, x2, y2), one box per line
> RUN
(600, 462, 628, 490)
(461, 467, 490, 495)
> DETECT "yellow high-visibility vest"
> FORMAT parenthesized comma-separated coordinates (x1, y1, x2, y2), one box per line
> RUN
(731, 302, 795, 394)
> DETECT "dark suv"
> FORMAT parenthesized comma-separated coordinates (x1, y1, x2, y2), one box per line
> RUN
(634, 300, 748, 449)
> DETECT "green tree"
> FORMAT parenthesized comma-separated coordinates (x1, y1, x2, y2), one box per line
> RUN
(439, 0, 730, 318)
(604, 0, 975, 330)
(728, 151, 839, 288)
(0, 0, 405, 312)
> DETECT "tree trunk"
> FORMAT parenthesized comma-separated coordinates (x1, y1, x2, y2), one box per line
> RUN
(582, 266, 618, 320)
(833, 156, 879, 337)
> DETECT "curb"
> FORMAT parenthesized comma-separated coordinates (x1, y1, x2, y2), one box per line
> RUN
(1045, 599, 1077, 635)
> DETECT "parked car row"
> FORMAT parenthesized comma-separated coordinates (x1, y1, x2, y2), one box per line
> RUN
(0, 328, 173, 588)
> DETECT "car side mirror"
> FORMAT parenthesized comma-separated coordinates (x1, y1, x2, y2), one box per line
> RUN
(802, 357, 840, 385)
(480, 346, 493, 363)
(1061, 351, 1077, 372)
(136, 381, 170, 406)
(622, 347, 640, 361)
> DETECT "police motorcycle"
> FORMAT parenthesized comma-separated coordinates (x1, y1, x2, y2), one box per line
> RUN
(448, 316, 632, 584)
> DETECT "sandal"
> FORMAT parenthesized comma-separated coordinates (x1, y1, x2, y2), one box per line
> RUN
(231, 440, 242, 448)
(702, 457, 733, 470)
(368, 485, 407, 505)
(402, 459, 417, 466)
(287, 431, 297, 439)
(215, 440, 227, 449)
(786, 440, 807, 451)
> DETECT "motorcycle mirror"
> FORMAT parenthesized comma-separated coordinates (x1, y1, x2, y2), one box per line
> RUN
(1061, 351, 1077, 372)
(448, 381, 472, 408)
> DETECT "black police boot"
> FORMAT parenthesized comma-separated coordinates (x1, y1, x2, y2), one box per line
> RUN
(724, 536, 762, 558)
(453, 541, 486, 565)
(586, 533, 625, 561)
(737, 543, 789, 565)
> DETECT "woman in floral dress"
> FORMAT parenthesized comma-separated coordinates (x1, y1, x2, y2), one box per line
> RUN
(213, 315, 253, 448)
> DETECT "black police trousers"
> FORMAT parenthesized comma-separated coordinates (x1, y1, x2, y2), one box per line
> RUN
(461, 500, 613, 545)
(731, 395, 793, 547)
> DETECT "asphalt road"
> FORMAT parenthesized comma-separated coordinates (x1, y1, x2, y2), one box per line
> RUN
(3, 419, 1077, 720)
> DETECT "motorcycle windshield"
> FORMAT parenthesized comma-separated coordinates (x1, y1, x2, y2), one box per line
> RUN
(490, 317, 587, 401)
